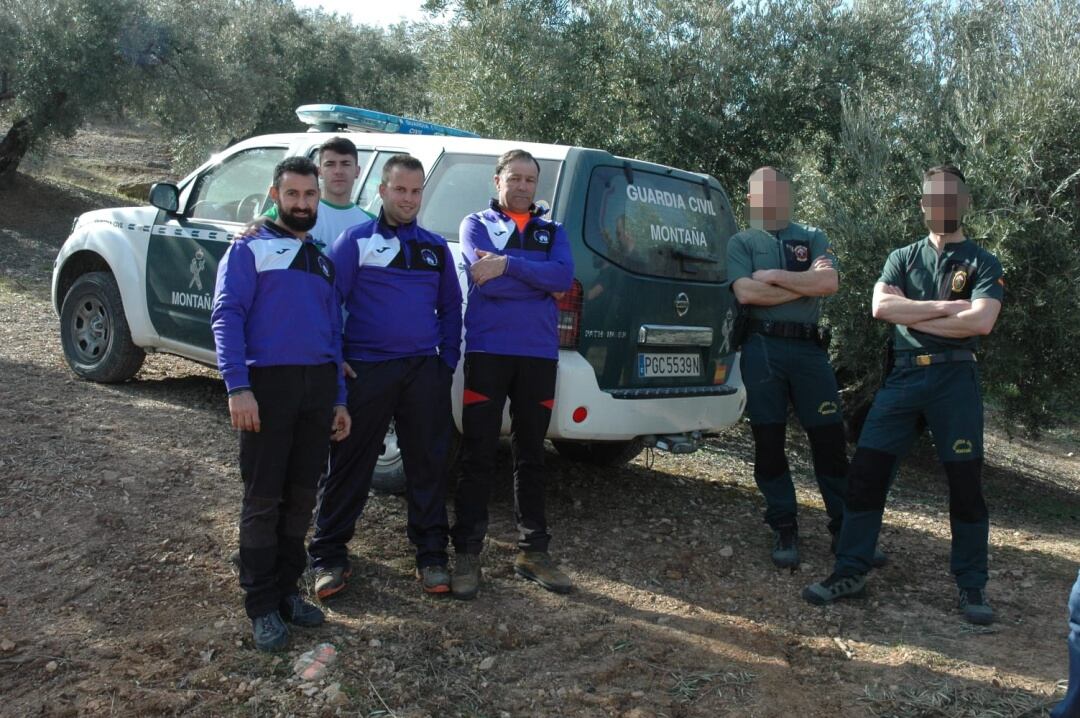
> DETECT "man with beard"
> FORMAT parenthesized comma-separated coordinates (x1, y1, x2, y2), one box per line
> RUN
(803, 165, 1004, 626)
(307, 154, 462, 598)
(212, 156, 352, 651)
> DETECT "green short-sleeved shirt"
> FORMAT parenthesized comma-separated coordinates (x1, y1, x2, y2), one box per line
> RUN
(727, 221, 835, 324)
(878, 236, 1004, 353)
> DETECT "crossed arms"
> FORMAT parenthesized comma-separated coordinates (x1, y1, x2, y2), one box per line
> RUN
(732, 256, 839, 306)
(872, 283, 1001, 338)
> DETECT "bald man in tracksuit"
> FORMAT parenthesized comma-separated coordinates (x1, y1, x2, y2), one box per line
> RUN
(308, 154, 463, 598)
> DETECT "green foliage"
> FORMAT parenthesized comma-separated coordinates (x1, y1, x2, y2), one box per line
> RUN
(0, 0, 140, 174)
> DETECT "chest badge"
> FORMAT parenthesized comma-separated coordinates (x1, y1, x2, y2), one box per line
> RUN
(793, 244, 809, 262)
(420, 248, 439, 267)
(534, 230, 550, 245)
(317, 254, 332, 278)
(951, 270, 968, 293)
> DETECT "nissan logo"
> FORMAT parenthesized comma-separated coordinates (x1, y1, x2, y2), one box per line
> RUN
(674, 292, 690, 317)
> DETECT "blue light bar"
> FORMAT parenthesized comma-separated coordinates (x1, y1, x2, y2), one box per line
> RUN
(296, 104, 479, 138)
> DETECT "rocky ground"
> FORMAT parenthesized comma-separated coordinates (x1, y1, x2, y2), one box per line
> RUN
(0, 125, 1076, 716)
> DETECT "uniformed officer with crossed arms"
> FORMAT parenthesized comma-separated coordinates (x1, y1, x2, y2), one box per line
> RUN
(804, 165, 1004, 625)
(728, 166, 886, 570)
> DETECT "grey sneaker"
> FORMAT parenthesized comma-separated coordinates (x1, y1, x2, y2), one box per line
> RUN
(958, 587, 994, 625)
(830, 533, 888, 569)
(802, 572, 867, 606)
(416, 564, 451, 595)
(280, 594, 325, 627)
(314, 565, 351, 601)
(514, 551, 572, 594)
(251, 610, 288, 652)
(771, 527, 800, 568)
(451, 553, 481, 601)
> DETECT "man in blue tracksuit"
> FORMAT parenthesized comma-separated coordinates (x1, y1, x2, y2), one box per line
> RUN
(308, 154, 463, 598)
(450, 149, 574, 600)
(212, 156, 351, 652)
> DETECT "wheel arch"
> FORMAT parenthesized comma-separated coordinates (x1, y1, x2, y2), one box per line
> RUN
(54, 250, 111, 314)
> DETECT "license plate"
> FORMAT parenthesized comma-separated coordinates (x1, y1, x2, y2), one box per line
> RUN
(637, 352, 702, 378)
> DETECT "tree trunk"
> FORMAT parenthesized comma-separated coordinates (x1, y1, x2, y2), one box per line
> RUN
(0, 118, 33, 187)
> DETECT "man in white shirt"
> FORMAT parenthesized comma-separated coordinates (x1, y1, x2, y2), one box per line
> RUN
(265, 137, 372, 248)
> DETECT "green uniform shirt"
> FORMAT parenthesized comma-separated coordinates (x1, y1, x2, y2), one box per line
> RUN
(878, 236, 1004, 353)
(727, 222, 834, 324)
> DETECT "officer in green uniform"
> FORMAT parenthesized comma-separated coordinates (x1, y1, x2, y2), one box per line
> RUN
(803, 165, 1004, 625)
(728, 167, 872, 569)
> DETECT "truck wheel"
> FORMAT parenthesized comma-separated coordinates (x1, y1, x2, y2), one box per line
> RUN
(370, 421, 462, 495)
(60, 272, 145, 383)
(552, 438, 645, 467)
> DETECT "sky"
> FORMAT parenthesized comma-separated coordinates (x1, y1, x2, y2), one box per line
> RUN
(292, 0, 433, 27)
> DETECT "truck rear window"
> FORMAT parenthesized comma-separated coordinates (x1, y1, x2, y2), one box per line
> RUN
(584, 166, 731, 282)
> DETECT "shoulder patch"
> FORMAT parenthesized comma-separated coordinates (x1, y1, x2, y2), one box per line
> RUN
(248, 237, 301, 273)
(357, 232, 401, 268)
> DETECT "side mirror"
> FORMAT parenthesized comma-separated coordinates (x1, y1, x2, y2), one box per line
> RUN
(149, 183, 180, 213)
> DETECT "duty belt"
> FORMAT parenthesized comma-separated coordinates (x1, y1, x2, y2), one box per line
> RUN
(749, 320, 823, 342)
(893, 349, 977, 368)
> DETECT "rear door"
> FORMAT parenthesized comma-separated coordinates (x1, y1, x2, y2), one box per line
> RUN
(558, 150, 741, 397)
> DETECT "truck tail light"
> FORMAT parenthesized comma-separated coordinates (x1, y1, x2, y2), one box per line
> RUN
(557, 279, 583, 349)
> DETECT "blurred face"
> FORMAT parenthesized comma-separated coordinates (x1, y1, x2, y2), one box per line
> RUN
(921, 172, 970, 235)
(495, 158, 539, 214)
(319, 149, 360, 203)
(746, 168, 791, 232)
(378, 165, 424, 226)
(270, 171, 319, 233)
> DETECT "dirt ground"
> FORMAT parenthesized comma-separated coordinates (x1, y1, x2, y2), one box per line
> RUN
(0, 126, 1077, 717)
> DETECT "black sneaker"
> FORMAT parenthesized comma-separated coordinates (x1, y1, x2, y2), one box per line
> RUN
(802, 572, 866, 606)
(280, 594, 325, 627)
(771, 527, 800, 568)
(958, 587, 994, 625)
(251, 610, 288, 652)
(830, 533, 888, 569)
(416, 564, 451, 595)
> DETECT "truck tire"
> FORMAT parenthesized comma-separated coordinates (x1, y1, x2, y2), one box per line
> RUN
(552, 438, 645, 467)
(60, 272, 145, 383)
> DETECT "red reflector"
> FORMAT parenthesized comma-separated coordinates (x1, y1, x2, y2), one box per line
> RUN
(557, 279, 583, 349)
(463, 389, 489, 405)
(572, 406, 588, 423)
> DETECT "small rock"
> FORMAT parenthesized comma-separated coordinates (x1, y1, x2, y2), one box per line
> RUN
(368, 638, 381, 648)
(324, 682, 348, 706)
(478, 656, 496, 671)
(664, 569, 683, 580)
(45, 661, 58, 672)
(718, 546, 734, 558)
(293, 643, 337, 681)
(631, 690, 645, 698)
(0, 639, 14, 652)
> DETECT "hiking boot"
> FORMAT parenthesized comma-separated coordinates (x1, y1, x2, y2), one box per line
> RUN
(451, 553, 481, 601)
(251, 610, 288, 652)
(280, 594, 325, 627)
(830, 533, 888, 569)
(313, 565, 351, 601)
(416, 564, 451, 595)
(958, 587, 994, 625)
(771, 527, 800, 568)
(802, 572, 867, 606)
(514, 551, 572, 594)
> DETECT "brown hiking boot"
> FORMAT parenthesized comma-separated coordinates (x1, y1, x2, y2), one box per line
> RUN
(514, 551, 572, 594)
(451, 553, 481, 601)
